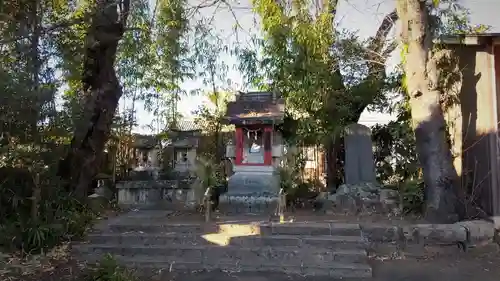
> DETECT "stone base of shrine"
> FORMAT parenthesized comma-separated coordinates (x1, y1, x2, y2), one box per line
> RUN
(221, 166, 280, 214)
(219, 195, 279, 214)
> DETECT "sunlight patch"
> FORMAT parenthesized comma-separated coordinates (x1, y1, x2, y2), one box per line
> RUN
(200, 233, 231, 246)
(200, 223, 261, 246)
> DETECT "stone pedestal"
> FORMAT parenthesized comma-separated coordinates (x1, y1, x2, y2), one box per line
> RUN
(320, 182, 401, 215)
(221, 166, 280, 214)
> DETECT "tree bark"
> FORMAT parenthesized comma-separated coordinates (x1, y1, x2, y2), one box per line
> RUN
(60, 0, 131, 199)
(396, 0, 459, 223)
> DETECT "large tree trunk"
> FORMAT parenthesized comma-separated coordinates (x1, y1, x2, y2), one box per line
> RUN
(325, 10, 398, 190)
(325, 104, 366, 190)
(60, 0, 131, 199)
(396, 0, 459, 223)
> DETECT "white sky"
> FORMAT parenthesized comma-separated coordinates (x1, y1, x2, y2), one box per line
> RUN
(129, 0, 500, 133)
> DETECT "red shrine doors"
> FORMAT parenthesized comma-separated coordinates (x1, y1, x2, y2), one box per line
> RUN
(235, 125, 272, 166)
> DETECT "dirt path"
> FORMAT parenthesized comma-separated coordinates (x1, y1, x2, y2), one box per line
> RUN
(371, 244, 500, 281)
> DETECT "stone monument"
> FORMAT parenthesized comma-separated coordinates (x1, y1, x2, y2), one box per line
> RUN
(324, 123, 400, 214)
(344, 123, 376, 184)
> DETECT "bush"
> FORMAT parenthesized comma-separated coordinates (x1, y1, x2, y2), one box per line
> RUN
(82, 254, 138, 281)
(0, 190, 96, 255)
(398, 179, 425, 215)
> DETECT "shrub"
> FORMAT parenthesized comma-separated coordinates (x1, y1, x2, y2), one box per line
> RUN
(82, 254, 138, 281)
(398, 179, 425, 215)
(0, 188, 96, 255)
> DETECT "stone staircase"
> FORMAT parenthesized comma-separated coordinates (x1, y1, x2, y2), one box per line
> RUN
(73, 213, 372, 279)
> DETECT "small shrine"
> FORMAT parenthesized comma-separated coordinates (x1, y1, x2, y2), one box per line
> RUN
(223, 91, 285, 213)
(124, 134, 162, 178)
(164, 120, 202, 175)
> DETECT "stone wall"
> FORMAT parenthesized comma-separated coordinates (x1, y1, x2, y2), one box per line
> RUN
(360, 220, 496, 249)
(116, 180, 195, 208)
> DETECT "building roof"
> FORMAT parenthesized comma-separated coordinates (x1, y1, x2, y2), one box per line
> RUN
(439, 33, 500, 45)
(168, 120, 202, 132)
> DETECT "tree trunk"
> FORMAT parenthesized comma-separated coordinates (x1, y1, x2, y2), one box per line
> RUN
(396, 0, 459, 223)
(60, 0, 131, 199)
(324, 10, 398, 191)
(326, 97, 369, 190)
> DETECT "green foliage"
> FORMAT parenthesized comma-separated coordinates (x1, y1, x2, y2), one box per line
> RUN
(0, 137, 94, 254)
(192, 157, 226, 189)
(190, 157, 227, 207)
(371, 102, 424, 215)
(0, 125, 96, 255)
(239, 0, 399, 148)
(82, 254, 138, 281)
(372, 97, 419, 185)
(241, 0, 339, 140)
(0, 190, 96, 255)
(278, 147, 320, 206)
(190, 25, 234, 161)
(194, 90, 233, 161)
(398, 179, 425, 215)
(434, 1, 490, 36)
(0, 0, 200, 259)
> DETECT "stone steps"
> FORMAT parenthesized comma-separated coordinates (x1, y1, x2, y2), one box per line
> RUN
(81, 254, 373, 278)
(105, 221, 362, 237)
(86, 233, 366, 250)
(74, 244, 367, 264)
(79, 219, 372, 278)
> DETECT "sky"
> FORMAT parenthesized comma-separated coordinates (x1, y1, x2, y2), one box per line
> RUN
(129, 0, 500, 134)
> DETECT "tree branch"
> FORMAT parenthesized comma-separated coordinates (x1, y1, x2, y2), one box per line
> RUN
(368, 9, 399, 54)
(366, 9, 399, 76)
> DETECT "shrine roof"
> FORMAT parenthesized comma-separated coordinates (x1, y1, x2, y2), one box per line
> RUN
(225, 91, 285, 124)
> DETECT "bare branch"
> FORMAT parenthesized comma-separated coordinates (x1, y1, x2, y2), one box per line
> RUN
(368, 9, 398, 54)
(366, 9, 399, 75)
(219, 0, 253, 43)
